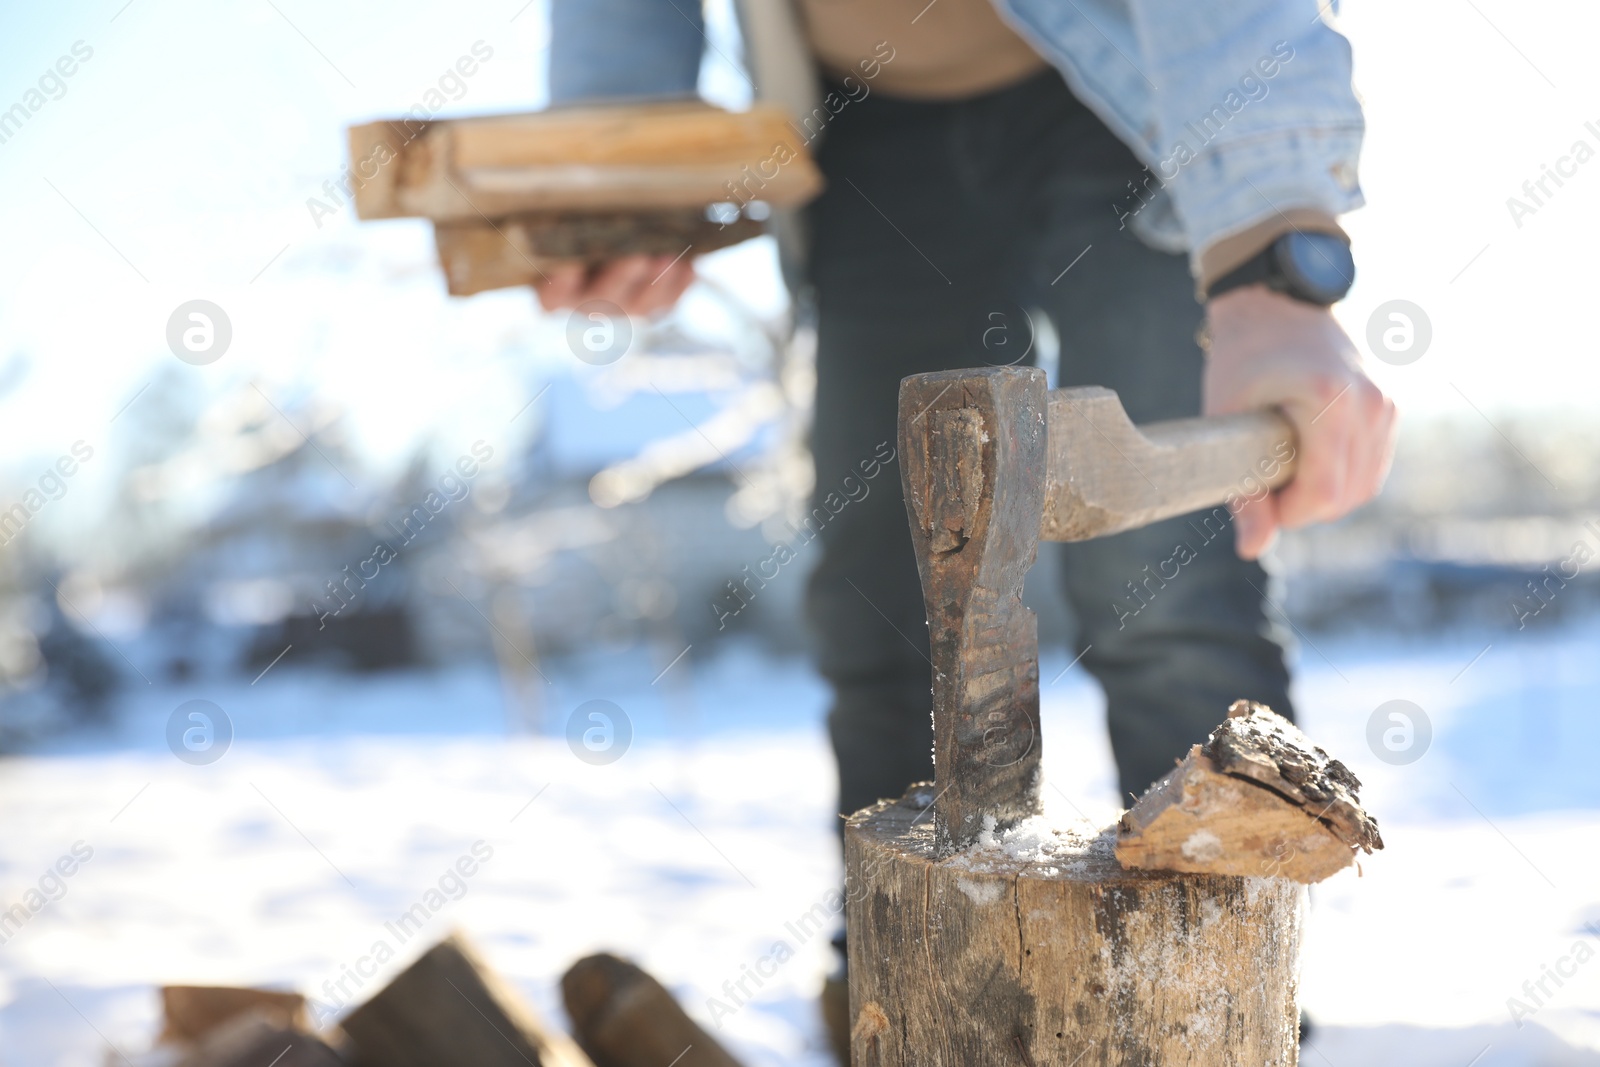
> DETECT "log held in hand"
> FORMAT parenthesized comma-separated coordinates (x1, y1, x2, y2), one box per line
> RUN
(346, 101, 824, 295)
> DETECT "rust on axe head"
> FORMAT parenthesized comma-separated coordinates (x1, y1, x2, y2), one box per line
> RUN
(900, 367, 1046, 855)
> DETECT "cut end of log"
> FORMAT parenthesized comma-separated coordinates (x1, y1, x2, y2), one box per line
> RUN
(1116, 700, 1383, 883)
(848, 784, 1147, 885)
(561, 953, 744, 1067)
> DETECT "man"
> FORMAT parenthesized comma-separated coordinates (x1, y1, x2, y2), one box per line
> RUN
(539, 0, 1393, 1051)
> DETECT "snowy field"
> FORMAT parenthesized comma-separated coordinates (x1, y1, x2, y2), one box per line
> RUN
(2, 621, 1598, 1066)
(3, 1, 1600, 1063)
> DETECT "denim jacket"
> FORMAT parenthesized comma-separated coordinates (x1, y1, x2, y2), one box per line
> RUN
(547, 0, 1364, 276)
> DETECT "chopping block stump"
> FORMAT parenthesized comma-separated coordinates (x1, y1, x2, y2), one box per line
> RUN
(844, 786, 1305, 1067)
(848, 367, 1314, 1065)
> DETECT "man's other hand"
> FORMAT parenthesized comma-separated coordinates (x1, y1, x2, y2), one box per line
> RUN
(1204, 286, 1398, 561)
(534, 253, 696, 317)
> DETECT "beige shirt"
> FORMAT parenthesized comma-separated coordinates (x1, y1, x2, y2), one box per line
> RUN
(797, 0, 1048, 100)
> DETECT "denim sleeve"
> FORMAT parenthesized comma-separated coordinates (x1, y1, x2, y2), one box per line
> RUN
(1000, 0, 1363, 268)
(548, 0, 707, 104)
(1128, 0, 1365, 255)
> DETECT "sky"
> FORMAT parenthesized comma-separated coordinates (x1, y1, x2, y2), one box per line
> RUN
(1336, 1, 1600, 432)
(0, 0, 1595, 519)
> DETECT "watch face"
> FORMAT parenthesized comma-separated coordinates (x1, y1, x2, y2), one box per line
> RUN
(1278, 232, 1355, 304)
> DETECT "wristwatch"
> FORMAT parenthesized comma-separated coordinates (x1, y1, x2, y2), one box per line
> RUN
(1207, 231, 1355, 306)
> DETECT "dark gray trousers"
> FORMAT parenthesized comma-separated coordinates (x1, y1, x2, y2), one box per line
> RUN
(802, 69, 1294, 820)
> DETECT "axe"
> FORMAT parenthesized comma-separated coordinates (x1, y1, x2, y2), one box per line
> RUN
(897, 366, 1296, 853)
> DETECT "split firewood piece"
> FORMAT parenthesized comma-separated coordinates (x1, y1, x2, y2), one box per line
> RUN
(562, 953, 743, 1067)
(173, 1011, 342, 1067)
(348, 101, 821, 223)
(159, 986, 309, 1045)
(1117, 700, 1383, 883)
(434, 210, 765, 297)
(339, 932, 595, 1067)
(1206, 699, 1383, 851)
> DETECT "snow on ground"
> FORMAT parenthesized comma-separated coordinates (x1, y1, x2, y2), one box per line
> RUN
(2, 622, 1598, 1066)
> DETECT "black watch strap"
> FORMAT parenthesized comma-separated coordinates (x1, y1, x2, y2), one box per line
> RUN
(1207, 230, 1354, 306)
(1207, 250, 1276, 301)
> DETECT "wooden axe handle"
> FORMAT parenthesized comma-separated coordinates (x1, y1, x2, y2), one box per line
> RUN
(1041, 386, 1298, 542)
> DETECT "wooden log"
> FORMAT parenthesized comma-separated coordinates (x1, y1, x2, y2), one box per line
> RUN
(561, 953, 743, 1067)
(339, 932, 594, 1067)
(1040, 386, 1296, 542)
(159, 986, 308, 1044)
(1116, 748, 1352, 883)
(434, 210, 766, 296)
(348, 102, 822, 223)
(1117, 702, 1383, 883)
(173, 1011, 342, 1067)
(845, 786, 1306, 1066)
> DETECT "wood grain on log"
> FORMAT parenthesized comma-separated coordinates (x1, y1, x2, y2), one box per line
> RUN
(1040, 387, 1296, 542)
(898, 368, 1048, 855)
(846, 786, 1305, 1066)
(562, 953, 743, 1067)
(434, 211, 765, 296)
(339, 933, 594, 1067)
(348, 102, 822, 222)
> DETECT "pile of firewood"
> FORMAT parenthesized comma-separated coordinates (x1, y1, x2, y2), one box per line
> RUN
(346, 102, 822, 296)
(121, 934, 744, 1067)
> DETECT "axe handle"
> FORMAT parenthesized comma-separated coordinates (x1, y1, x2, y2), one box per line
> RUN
(1041, 387, 1297, 542)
